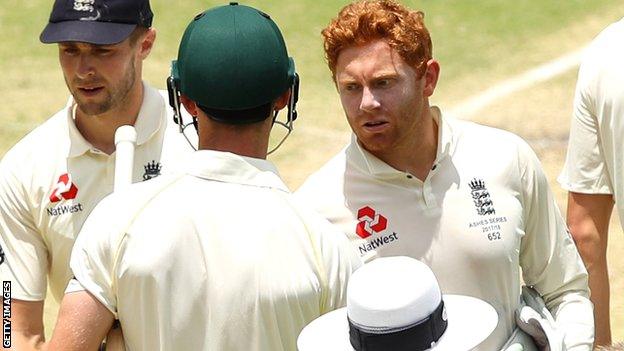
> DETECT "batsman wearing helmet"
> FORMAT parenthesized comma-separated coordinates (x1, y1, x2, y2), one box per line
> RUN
(47, 3, 361, 351)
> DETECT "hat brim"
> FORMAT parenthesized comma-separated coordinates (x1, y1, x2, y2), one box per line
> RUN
(297, 295, 498, 351)
(40, 21, 137, 45)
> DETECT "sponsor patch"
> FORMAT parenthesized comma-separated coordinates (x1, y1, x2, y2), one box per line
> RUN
(355, 206, 399, 255)
(50, 173, 78, 203)
(355, 206, 387, 239)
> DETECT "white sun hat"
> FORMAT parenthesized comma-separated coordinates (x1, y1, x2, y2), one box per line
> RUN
(298, 256, 498, 351)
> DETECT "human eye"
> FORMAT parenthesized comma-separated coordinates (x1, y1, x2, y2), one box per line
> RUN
(342, 83, 360, 92)
(94, 47, 114, 56)
(60, 46, 79, 56)
(375, 78, 393, 88)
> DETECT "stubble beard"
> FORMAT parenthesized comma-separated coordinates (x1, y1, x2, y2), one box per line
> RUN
(352, 107, 427, 160)
(68, 59, 137, 117)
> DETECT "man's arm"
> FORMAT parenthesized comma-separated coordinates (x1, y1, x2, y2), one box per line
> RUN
(0, 154, 50, 350)
(517, 138, 593, 351)
(60, 194, 135, 351)
(11, 300, 45, 351)
(319, 223, 363, 312)
(47, 291, 114, 351)
(566, 192, 613, 347)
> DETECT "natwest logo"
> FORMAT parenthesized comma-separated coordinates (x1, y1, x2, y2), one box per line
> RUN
(355, 206, 399, 255)
(355, 206, 388, 239)
(50, 173, 78, 203)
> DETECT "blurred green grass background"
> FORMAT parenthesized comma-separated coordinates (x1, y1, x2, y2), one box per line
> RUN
(1, 0, 624, 343)
(1, 1, 622, 159)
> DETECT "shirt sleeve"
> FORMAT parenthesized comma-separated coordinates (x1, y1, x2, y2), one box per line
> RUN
(299, 205, 362, 313)
(69, 195, 126, 318)
(322, 220, 363, 313)
(0, 153, 48, 301)
(518, 140, 594, 351)
(558, 61, 613, 195)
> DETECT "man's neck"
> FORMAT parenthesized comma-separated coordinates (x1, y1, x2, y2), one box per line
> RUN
(74, 82, 144, 155)
(197, 116, 272, 160)
(198, 140, 268, 159)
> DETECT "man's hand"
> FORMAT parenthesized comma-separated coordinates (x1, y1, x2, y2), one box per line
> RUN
(11, 299, 46, 350)
(566, 192, 614, 347)
(104, 322, 126, 351)
(47, 291, 114, 351)
(515, 305, 565, 351)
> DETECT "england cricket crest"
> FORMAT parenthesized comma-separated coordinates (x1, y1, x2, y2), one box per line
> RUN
(143, 160, 162, 181)
(469, 178, 496, 216)
(73, 0, 95, 12)
(73, 0, 101, 21)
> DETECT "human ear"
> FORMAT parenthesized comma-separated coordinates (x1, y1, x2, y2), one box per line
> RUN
(180, 95, 199, 117)
(423, 59, 440, 97)
(138, 28, 156, 60)
(273, 89, 291, 112)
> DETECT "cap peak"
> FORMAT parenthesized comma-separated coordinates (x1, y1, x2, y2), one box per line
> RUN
(40, 0, 153, 45)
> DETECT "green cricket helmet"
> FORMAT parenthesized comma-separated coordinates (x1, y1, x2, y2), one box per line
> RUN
(169, 2, 298, 125)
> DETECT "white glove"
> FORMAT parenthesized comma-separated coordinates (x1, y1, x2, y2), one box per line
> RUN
(501, 326, 538, 351)
(515, 287, 565, 351)
(503, 343, 525, 351)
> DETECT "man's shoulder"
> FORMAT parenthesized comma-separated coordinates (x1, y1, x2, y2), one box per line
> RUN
(444, 117, 542, 178)
(113, 173, 183, 204)
(1, 107, 69, 169)
(576, 19, 624, 86)
(71, 179, 182, 278)
(588, 18, 624, 54)
(294, 148, 351, 222)
(296, 148, 348, 195)
(90, 173, 184, 226)
(450, 117, 529, 153)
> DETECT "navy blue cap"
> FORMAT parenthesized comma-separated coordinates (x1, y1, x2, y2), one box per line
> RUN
(40, 0, 153, 45)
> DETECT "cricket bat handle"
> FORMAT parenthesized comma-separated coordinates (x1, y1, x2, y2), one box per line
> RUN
(106, 125, 135, 351)
(114, 125, 137, 192)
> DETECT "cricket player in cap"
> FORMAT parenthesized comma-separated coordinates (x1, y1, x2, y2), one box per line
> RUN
(0, 0, 195, 349)
(47, 3, 361, 350)
(295, 0, 593, 350)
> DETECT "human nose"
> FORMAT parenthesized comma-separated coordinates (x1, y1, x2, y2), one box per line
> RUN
(76, 54, 95, 79)
(359, 87, 380, 112)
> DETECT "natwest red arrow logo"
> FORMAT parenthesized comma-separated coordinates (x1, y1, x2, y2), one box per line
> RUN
(50, 173, 78, 203)
(355, 206, 388, 239)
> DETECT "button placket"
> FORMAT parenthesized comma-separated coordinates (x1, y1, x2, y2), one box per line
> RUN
(401, 173, 427, 209)
(422, 171, 439, 208)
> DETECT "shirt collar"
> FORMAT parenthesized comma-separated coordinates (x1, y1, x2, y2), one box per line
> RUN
(67, 82, 164, 158)
(185, 150, 289, 192)
(432, 106, 455, 163)
(346, 106, 455, 178)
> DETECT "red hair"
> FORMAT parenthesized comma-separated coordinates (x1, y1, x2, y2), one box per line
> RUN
(322, 0, 432, 78)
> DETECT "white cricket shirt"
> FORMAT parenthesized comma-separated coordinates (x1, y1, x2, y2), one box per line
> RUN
(558, 18, 624, 223)
(296, 107, 593, 351)
(70, 150, 361, 351)
(0, 82, 195, 301)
